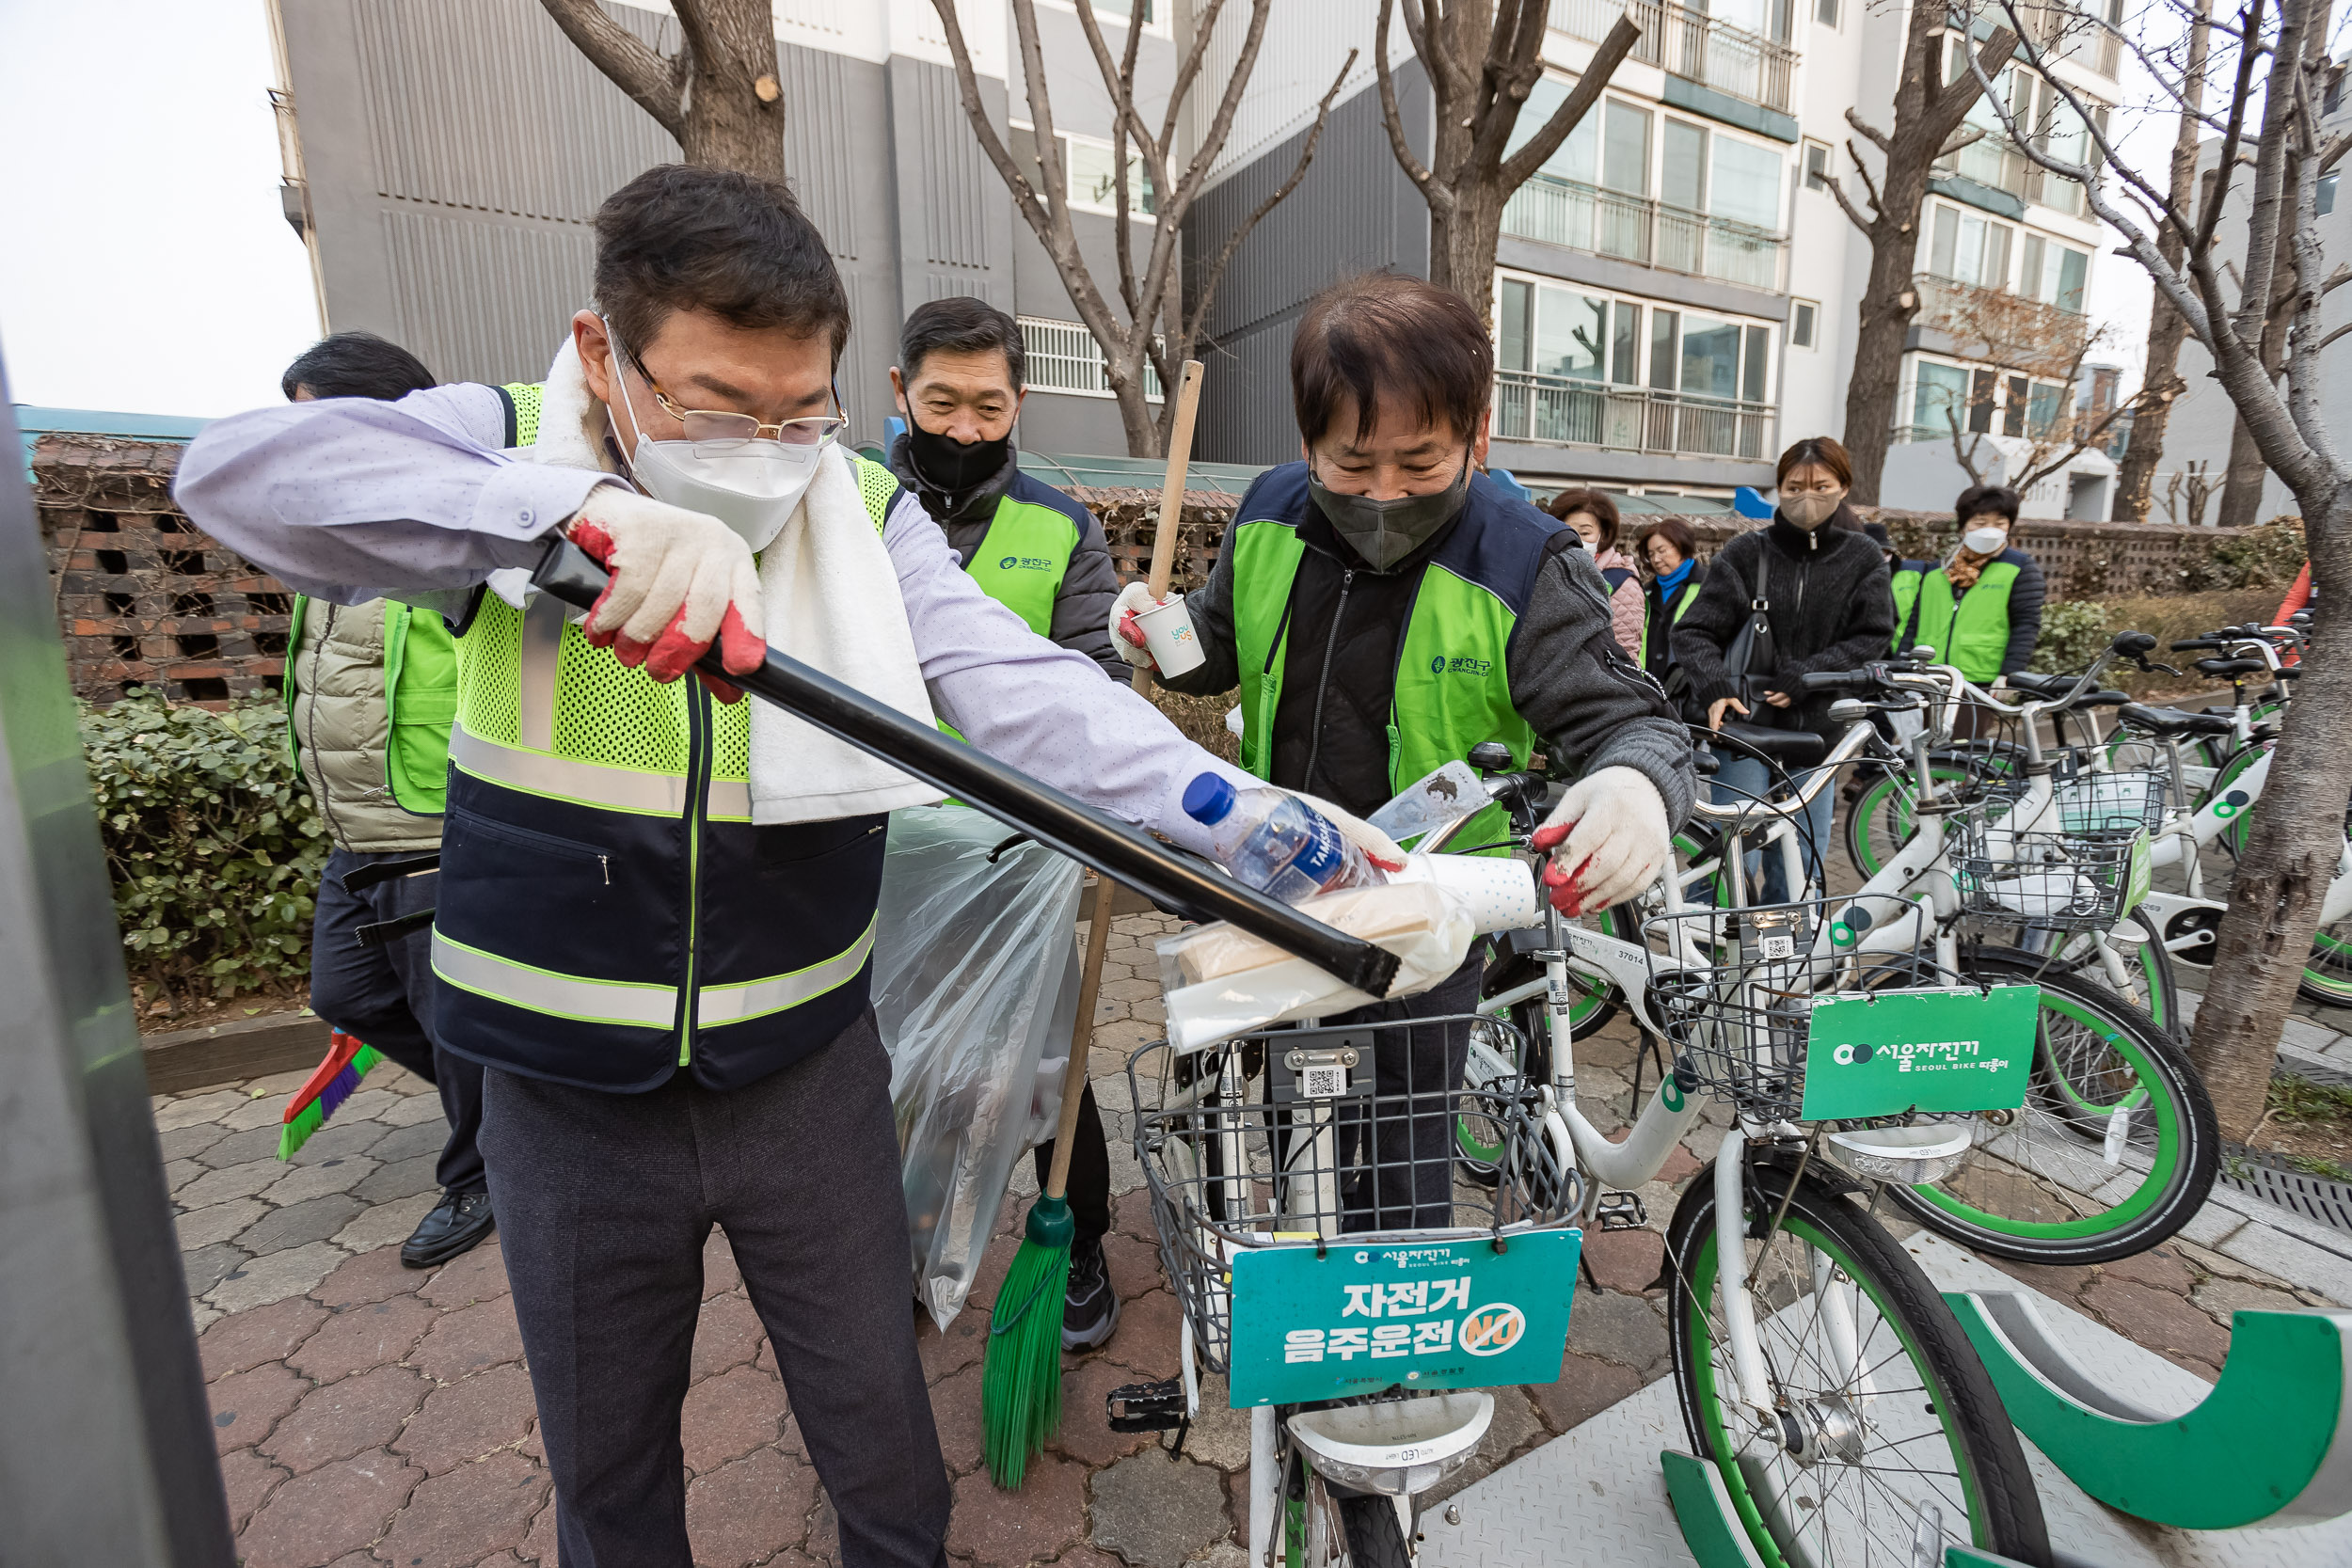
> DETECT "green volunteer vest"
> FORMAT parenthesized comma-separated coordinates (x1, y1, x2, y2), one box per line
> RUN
(1227, 518, 1536, 856)
(1905, 562, 2020, 682)
(437, 384, 895, 1052)
(283, 594, 458, 816)
(963, 495, 1078, 635)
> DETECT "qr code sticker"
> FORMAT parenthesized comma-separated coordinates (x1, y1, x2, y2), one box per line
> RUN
(1758, 931, 1795, 959)
(1301, 1065, 1348, 1099)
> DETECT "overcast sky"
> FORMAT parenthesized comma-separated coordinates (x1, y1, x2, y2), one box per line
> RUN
(0, 0, 320, 418)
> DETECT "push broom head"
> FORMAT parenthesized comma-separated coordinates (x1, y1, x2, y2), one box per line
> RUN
(277, 1030, 384, 1161)
(981, 1194, 1076, 1488)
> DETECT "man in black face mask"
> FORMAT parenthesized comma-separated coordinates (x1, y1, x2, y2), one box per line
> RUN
(886, 295, 1129, 1350)
(1120, 271, 1693, 1227)
(888, 297, 1125, 677)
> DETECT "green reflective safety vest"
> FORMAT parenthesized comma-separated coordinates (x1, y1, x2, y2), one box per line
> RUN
(1894, 560, 2021, 682)
(1228, 517, 1537, 857)
(284, 594, 458, 819)
(962, 494, 1078, 636)
(431, 383, 899, 1088)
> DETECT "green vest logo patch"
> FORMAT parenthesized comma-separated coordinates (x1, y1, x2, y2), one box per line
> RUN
(997, 554, 1056, 571)
(1429, 654, 1495, 676)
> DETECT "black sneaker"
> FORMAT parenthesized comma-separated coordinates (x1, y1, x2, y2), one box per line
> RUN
(1063, 1234, 1120, 1351)
(401, 1189, 496, 1269)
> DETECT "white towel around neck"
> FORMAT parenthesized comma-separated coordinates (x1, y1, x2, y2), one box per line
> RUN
(511, 339, 939, 822)
(746, 443, 944, 824)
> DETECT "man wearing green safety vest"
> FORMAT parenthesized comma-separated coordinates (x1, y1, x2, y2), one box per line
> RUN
(1890, 483, 2046, 694)
(178, 166, 1281, 1568)
(1117, 271, 1694, 1228)
(280, 331, 494, 1268)
(885, 295, 1125, 1350)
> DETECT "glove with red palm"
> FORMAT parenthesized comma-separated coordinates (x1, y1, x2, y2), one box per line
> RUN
(564, 485, 767, 702)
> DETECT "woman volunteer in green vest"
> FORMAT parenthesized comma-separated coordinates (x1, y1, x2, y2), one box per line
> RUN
(885, 295, 1126, 1353)
(1637, 516, 1707, 677)
(1114, 270, 1694, 1229)
(1890, 483, 2046, 705)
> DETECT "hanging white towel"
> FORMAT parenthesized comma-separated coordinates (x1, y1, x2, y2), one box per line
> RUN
(747, 443, 944, 823)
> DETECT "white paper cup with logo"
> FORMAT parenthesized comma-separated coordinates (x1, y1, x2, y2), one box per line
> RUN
(1133, 593, 1206, 676)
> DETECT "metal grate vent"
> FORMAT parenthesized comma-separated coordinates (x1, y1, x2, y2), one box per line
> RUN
(2218, 1152, 2352, 1238)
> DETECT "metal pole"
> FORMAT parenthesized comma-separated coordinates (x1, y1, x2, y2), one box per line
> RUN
(0, 370, 236, 1562)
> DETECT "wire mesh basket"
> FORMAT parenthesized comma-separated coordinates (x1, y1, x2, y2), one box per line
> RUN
(2038, 766, 2173, 835)
(1949, 793, 2146, 931)
(1641, 897, 1943, 1124)
(1127, 1015, 1581, 1379)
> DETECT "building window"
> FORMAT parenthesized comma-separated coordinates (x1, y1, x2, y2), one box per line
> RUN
(1816, 0, 1839, 24)
(2322, 172, 2340, 216)
(1009, 122, 1155, 219)
(1018, 317, 1163, 400)
(1804, 140, 1832, 192)
(1790, 299, 1819, 348)
(1928, 202, 2013, 289)
(2020, 233, 2090, 313)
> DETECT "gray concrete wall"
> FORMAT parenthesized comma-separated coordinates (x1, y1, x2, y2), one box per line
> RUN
(1182, 70, 1432, 466)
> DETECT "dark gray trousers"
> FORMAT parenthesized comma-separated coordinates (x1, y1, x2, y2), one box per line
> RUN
(1329, 952, 1483, 1231)
(310, 847, 485, 1193)
(477, 1013, 950, 1568)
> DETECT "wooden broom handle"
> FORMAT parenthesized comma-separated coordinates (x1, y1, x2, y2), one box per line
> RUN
(1043, 358, 1206, 1200)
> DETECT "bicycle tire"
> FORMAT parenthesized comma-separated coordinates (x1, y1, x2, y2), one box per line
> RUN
(1334, 1495, 1412, 1568)
(1844, 761, 1980, 881)
(2301, 912, 2352, 1008)
(1888, 949, 2218, 1265)
(1665, 1160, 2052, 1568)
(2039, 907, 2182, 1041)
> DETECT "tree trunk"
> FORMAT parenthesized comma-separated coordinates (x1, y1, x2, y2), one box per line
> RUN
(2112, 306, 2187, 521)
(2217, 415, 2272, 527)
(2189, 481, 2352, 1137)
(1841, 183, 1931, 505)
(1435, 186, 1510, 329)
(675, 0, 786, 182)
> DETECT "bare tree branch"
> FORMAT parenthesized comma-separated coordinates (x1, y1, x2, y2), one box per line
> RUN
(537, 0, 683, 140)
(1821, 172, 1875, 233)
(1845, 107, 1893, 155)
(1498, 17, 1645, 188)
(1375, 0, 1445, 205)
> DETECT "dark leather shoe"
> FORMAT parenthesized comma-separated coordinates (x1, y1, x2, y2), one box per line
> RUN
(401, 1189, 495, 1269)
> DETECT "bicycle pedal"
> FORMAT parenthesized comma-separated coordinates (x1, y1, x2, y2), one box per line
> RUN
(1596, 1191, 1648, 1230)
(1106, 1378, 1189, 1433)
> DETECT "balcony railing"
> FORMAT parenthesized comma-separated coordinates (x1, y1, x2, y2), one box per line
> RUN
(1503, 172, 1789, 292)
(1552, 0, 1797, 114)
(1934, 133, 2090, 216)
(1493, 372, 1778, 461)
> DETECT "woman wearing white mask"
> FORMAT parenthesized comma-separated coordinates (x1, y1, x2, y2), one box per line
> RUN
(1889, 484, 2045, 703)
(1671, 436, 1895, 900)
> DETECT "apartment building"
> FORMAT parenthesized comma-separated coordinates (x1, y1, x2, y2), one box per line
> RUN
(267, 0, 1170, 454)
(1186, 0, 2124, 509)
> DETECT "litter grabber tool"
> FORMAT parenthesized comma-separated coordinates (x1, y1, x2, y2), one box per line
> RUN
(987, 357, 1205, 1487)
(523, 529, 1398, 1002)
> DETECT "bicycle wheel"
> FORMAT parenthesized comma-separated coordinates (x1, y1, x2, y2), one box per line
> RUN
(2300, 902, 2352, 1008)
(1887, 950, 2218, 1265)
(1334, 1495, 1411, 1568)
(1665, 1160, 2051, 1568)
(1454, 1015, 1522, 1185)
(2040, 910, 2182, 1041)
(1844, 762, 1978, 881)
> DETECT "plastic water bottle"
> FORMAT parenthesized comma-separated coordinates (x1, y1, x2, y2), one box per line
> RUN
(1182, 775, 1387, 905)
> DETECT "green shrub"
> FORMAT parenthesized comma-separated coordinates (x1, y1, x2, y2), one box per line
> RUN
(2184, 516, 2307, 591)
(2030, 600, 2112, 674)
(79, 689, 327, 1004)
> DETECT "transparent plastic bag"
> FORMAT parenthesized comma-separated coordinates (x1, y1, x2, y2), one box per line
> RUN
(1155, 852, 1538, 1053)
(871, 803, 1084, 1330)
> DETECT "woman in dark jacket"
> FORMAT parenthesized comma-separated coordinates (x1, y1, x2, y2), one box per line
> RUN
(1638, 516, 1707, 676)
(1670, 436, 1895, 899)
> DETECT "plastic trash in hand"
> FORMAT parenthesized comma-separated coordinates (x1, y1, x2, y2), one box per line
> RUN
(1183, 775, 1388, 905)
(1365, 760, 1486, 845)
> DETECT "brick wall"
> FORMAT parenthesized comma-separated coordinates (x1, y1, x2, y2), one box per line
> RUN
(36, 434, 295, 708)
(30, 438, 2280, 709)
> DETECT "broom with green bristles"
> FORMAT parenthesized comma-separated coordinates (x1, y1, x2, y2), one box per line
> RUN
(984, 358, 1205, 1489)
(277, 1029, 385, 1160)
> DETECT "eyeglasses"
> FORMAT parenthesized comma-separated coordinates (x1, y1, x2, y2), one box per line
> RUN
(624, 344, 847, 449)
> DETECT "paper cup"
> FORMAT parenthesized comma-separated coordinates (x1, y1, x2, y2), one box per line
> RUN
(1133, 593, 1206, 676)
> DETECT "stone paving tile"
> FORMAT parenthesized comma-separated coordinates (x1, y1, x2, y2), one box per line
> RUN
(183, 1241, 251, 1297)
(237, 1193, 367, 1255)
(208, 1240, 349, 1314)
(238, 1449, 423, 1568)
(948, 1450, 1087, 1567)
(691, 1291, 769, 1380)
(215, 1445, 288, 1535)
(409, 1294, 526, 1384)
(178, 1196, 268, 1251)
(153, 1087, 248, 1132)
(353, 1150, 442, 1207)
(221, 1092, 295, 1132)
(257, 1364, 428, 1474)
(1089, 1449, 1229, 1566)
(313, 1241, 425, 1307)
(209, 1361, 309, 1455)
(177, 1157, 288, 1211)
(263, 1154, 380, 1206)
(200, 1294, 327, 1379)
(198, 1122, 293, 1169)
(417, 1237, 511, 1308)
(682, 1447, 818, 1568)
(158, 1121, 230, 1163)
(332, 1189, 439, 1254)
(372, 1451, 548, 1568)
(290, 1293, 440, 1383)
(679, 1363, 787, 1475)
(283, 1117, 391, 1166)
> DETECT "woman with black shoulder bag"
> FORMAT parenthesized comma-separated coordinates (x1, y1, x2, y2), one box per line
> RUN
(1668, 436, 1895, 899)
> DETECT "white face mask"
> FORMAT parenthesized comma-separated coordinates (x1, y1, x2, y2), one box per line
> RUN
(1963, 526, 2009, 556)
(606, 329, 824, 553)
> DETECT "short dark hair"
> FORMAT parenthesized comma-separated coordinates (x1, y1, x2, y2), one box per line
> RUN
(1545, 486, 1621, 549)
(1640, 516, 1699, 562)
(594, 165, 850, 363)
(280, 332, 436, 403)
(1292, 270, 1492, 447)
(1956, 483, 2022, 526)
(899, 296, 1025, 388)
(1775, 435, 1853, 490)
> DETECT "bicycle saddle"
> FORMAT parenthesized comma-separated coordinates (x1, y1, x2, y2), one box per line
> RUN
(1714, 721, 1828, 767)
(2000, 673, 2129, 707)
(2119, 703, 2236, 737)
(2194, 657, 2270, 679)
